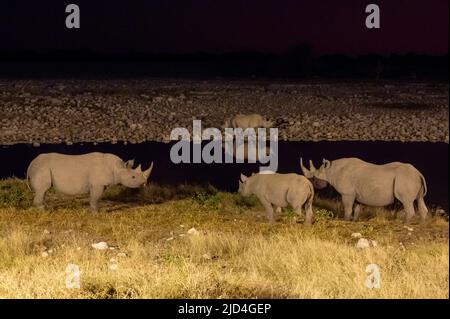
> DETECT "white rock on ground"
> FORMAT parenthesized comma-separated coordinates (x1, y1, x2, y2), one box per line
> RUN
(187, 227, 200, 236)
(202, 253, 212, 260)
(91, 242, 109, 250)
(109, 263, 119, 271)
(356, 238, 371, 249)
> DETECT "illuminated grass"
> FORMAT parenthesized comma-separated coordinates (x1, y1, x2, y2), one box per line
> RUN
(0, 179, 447, 298)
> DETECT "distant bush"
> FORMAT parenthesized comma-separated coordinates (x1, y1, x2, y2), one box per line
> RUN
(0, 179, 32, 208)
(103, 183, 219, 205)
(192, 191, 222, 210)
(314, 208, 335, 222)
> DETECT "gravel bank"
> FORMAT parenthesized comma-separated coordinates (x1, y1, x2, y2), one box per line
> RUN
(0, 79, 448, 145)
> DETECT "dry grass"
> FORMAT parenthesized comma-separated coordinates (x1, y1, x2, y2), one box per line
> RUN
(0, 179, 448, 299)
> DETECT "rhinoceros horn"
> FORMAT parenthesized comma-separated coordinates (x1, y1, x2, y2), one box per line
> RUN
(300, 158, 316, 178)
(135, 164, 142, 173)
(143, 162, 154, 180)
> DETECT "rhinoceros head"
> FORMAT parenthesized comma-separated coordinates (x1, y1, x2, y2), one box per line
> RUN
(238, 173, 251, 196)
(119, 161, 154, 188)
(300, 158, 330, 189)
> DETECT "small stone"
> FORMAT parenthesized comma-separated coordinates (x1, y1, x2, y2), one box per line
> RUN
(356, 238, 370, 249)
(166, 237, 174, 241)
(202, 253, 212, 260)
(41, 251, 49, 257)
(371, 240, 378, 247)
(91, 242, 109, 250)
(109, 264, 119, 271)
(351, 232, 362, 238)
(117, 252, 127, 257)
(187, 227, 200, 236)
(43, 229, 50, 235)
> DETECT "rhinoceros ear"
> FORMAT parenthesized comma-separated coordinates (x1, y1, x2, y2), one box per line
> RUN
(125, 159, 135, 169)
(240, 174, 248, 182)
(323, 159, 331, 169)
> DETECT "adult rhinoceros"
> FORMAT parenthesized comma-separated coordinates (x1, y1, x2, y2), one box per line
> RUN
(300, 157, 428, 223)
(27, 152, 153, 212)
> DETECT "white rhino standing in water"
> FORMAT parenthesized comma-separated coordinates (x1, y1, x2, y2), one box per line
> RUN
(300, 157, 428, 223)
(27, 152, 153, 212)
(238, 172, 314, 225)
(222, 114, 274, 162)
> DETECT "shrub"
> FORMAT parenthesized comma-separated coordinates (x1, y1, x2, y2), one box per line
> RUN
(0, 179, 33, 208)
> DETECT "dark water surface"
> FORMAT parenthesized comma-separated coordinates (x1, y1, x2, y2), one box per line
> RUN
(0, 141, 448, 210)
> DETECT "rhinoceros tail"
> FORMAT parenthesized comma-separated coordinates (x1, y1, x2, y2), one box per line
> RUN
(418, 173, 427, 197)
(25, 171, 32, 191)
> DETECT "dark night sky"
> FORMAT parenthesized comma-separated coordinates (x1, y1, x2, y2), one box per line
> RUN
(0, 0, 448, 55)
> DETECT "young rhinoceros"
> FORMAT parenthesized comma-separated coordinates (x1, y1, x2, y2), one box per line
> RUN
(238, 172, 315, 225)
(27, 152, 153, 212)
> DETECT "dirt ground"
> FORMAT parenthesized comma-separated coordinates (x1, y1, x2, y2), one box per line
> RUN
(0, 79, 448, 145)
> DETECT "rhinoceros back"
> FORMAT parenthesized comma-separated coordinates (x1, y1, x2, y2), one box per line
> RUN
(27, 152, 123, 195)
(251, 173, 312, 207)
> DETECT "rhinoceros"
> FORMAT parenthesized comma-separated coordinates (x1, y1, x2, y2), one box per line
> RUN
(224, 113, 273, 129)
(238, 172, 314, 225)
(27, 152, 153, 212)
(300, 157, 428, 223)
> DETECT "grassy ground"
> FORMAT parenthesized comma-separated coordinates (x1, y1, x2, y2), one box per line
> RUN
(0, 178, 448, 299)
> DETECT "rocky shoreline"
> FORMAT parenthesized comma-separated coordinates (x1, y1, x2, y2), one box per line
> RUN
(0, 79, 448, 145)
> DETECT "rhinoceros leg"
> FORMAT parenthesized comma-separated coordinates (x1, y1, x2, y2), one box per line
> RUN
(303, 201, 313, 226)
(353, 204, 361, 222)
(89, 185, 104, 212)
(342, 194, 355, 221)
(33, 188, 49, 209)
(417, 196, 428, 222)
(259, 197, 275, 224)
(31, 170, 52, 209)
(401, 201, 416, 223)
